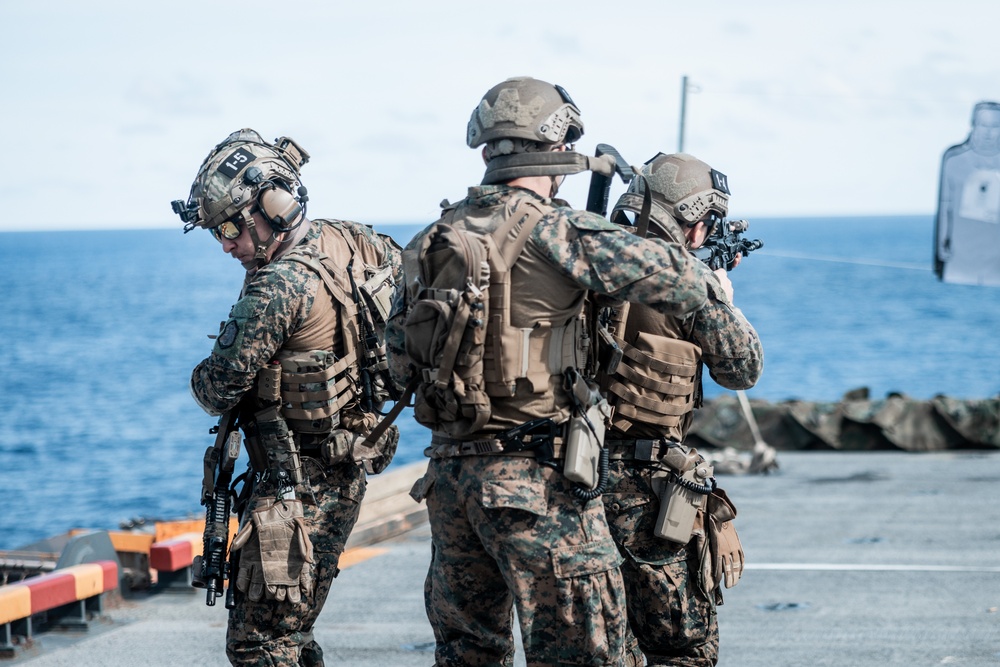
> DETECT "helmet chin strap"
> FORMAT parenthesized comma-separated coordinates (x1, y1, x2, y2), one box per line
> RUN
(236, 208, 279, 271)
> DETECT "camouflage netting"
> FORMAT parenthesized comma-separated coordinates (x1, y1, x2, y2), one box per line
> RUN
(689, 388, 1000, 452)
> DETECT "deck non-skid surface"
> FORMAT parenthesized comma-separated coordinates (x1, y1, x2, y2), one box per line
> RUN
(12, 451, 1000, 667)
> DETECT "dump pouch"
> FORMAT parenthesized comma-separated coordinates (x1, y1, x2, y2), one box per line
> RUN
(352, 424, 400, 475)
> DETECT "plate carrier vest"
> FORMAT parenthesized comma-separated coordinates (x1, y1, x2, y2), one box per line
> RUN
(601, 302, 703, 442)
(402, 197, 588, 437)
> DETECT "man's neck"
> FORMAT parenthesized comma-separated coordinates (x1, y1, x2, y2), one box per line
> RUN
(504, 175, 552, 199)
(271, 218, 312, 262)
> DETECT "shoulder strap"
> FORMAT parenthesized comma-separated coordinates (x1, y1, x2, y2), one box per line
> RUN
(492, 198, 546, 267)
(281, 243, 360, 365)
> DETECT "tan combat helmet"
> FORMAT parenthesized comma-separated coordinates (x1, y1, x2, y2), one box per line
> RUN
(468, 77, 615, 186)
(172, 129, 310, 265)
(468, 76, 584, 149)
(611, 153, 730, 243)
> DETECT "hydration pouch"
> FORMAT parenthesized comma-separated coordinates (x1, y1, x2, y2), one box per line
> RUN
(654, 461, 714, 545)
(564, 397, 611, 490)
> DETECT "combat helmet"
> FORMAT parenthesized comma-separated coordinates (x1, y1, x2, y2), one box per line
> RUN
(468, 77, 615, 186)
(172, 129, 310, 266)
(611, 153, 729, 243)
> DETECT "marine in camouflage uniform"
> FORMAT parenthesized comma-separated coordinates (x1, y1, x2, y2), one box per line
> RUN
(385, 78, 717, 667)
(175, 129, 402, 667)
(600, 153, 763, 667)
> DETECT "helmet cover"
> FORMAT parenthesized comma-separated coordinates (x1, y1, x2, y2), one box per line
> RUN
(612, 153, 730, 237)
(175, 129, 309, 232)
(467, 77, 584, 150)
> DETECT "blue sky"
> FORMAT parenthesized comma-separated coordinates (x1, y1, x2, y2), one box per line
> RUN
(1, 0, 997, 230)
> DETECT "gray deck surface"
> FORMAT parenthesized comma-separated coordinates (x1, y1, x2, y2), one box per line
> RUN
(10, 450, 1000, 666)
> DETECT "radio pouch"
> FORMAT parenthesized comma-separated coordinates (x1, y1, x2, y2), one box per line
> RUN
(653, 451, 714, 544)
(564, 397, 611, 489)
(654, 467, 707, 544)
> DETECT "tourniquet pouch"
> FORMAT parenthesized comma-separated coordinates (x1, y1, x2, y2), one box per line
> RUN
(230, 497, 315, 602)
(321, 429, 355, 467)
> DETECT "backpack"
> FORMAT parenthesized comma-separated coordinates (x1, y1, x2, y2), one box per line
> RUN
(401, 198, 546, 437)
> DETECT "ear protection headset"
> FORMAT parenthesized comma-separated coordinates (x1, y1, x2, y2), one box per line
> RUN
(257, 181, 308, 232)
(242, 164, 309, 233)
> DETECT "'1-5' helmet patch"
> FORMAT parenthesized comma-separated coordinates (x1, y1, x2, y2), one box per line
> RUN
(218, 148, 255, 179)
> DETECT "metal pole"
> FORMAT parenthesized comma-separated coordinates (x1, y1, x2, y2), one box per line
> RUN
(678, 75, 688, 153)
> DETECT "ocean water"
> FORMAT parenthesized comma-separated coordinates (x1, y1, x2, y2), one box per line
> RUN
(1, 216, 997, 550)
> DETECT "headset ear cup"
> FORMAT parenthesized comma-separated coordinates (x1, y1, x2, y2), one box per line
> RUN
(259, 187, 302, 230)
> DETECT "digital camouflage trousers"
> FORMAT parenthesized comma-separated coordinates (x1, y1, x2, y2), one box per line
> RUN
(603, 460, 719, 667)
(416, 455, 629, 666)
(226, 459, 366, 667)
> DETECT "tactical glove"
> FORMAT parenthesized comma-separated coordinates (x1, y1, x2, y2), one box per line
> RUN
(706, 489, 744, 589)
(231, 497, 314, 602)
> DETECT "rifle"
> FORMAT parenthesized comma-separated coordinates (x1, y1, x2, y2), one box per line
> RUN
(586, 144, 635, 216)
(346, 259, 400, 413)
(693, 219, 763, 271)
(191, 408, 242, 606)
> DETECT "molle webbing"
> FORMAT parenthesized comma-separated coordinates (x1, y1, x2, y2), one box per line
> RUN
(480, 199, 585, 396)
(277, 350, 357, 421)
(604, 304, 701, 439)
(484, 318, 585, 395)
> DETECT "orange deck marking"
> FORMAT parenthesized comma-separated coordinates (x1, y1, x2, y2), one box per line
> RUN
(338, 546, 388, 569)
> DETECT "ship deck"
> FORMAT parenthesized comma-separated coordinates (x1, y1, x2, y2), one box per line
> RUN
(8, 450, 1000, 667)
